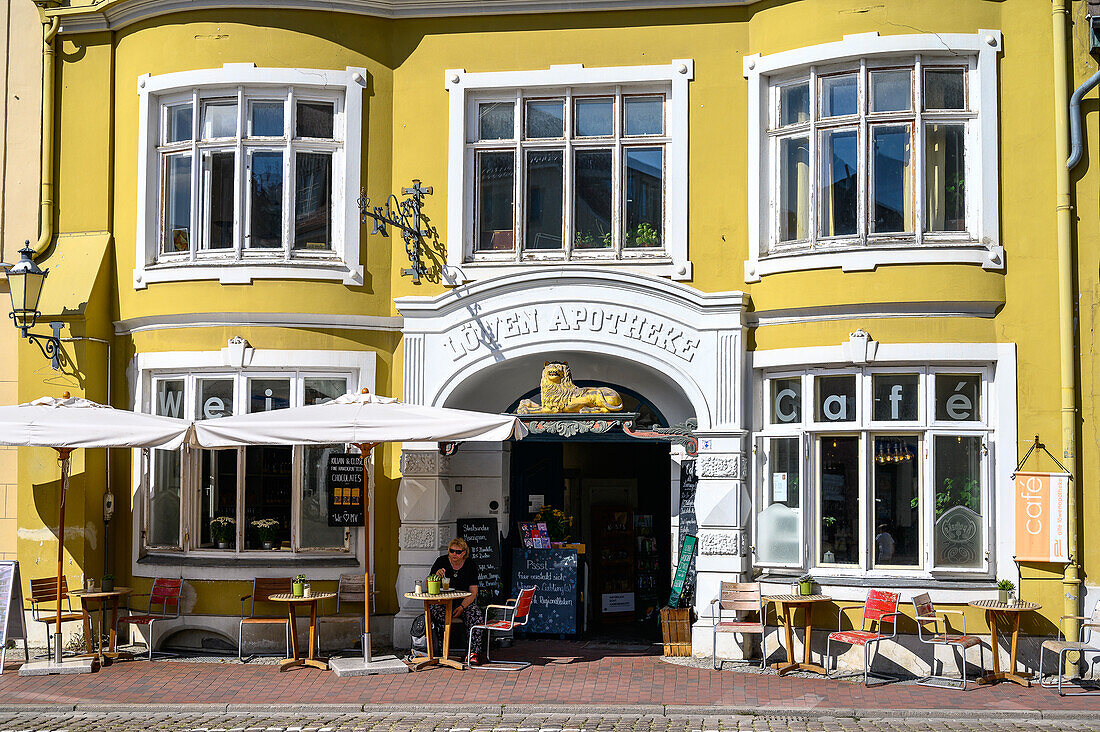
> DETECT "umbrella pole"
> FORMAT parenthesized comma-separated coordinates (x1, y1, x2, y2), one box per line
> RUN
(54, 448, 73, 665)
(353, 442, 378, 665)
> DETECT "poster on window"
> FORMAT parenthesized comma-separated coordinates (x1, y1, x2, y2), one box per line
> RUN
(327, 452, 364, 526)
(1013, 471, 1069, 563)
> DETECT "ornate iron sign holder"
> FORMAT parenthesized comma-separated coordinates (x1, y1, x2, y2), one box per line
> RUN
(516, 414, 698, 456)
(358, 180, 432, 284)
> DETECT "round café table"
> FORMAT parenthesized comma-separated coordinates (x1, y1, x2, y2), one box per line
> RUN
(969, 599, 1041, 686)
(763, 594, 832, 676)
(269, 592, 336, 671)
(404, 590, 471, 670)
(71, 586, 133, 666)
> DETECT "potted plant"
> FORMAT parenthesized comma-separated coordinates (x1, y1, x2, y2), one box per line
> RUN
(997, 579, 1016, 604)
(426, 573, 442, 595)
(101, 573, 114, 592)
(534, 505, 573, 546)
(250, 518, 279, 549)
(293, 573, 306, 597)
(210, 516, 235, 549)
(797, 574, 814, 596)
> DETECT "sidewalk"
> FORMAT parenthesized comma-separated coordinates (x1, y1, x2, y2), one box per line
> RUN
(0, 641, 1097, 718)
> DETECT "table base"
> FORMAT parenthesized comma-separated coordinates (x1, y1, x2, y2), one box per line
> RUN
(279, 657, 329, 672)
(978, 670, 1032, 687)
(770, 661, 829, 676)
(411, 655, 464, 670)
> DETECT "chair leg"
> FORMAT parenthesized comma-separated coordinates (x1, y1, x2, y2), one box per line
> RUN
(148, 621, 155, 661)
(713, 627, 720, 670)
(826, 636, 833, 678)
(238, 622, 245, 662)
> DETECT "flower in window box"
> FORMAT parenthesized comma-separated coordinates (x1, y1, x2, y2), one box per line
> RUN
(250, 518, 280, 548)
(210, 516, 235, 547)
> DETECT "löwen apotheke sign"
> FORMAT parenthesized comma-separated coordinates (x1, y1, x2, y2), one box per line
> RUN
(327, 452, 364, 526)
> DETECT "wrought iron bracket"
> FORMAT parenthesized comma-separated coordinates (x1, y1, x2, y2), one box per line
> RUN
(358, 180, 433, 284)
(16, 320, 63, 370)
(622, 417, 699, 457)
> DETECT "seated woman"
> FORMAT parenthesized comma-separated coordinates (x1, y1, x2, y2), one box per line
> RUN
(429, 537, 487, 664)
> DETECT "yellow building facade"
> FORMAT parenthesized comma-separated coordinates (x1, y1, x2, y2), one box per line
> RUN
(3, 0, 1099, 674)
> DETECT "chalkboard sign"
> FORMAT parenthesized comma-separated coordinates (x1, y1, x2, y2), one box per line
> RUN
(511, 548, 577, 635)
(676, 460, 698, 607)
(668, 534, 697, 608)
(0, 562, 27, 671)
(327, 452, 364, 526)
(457, 518, 503, 605)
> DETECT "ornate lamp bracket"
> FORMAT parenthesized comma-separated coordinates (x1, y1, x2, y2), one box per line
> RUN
(357, 180, 433, 284)
(622, 417, 700, 457)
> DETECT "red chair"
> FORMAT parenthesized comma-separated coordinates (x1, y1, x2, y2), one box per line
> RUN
(826, 589, 900, 685)
(465, 586, 537, 670)
(117, 578, 183, 660)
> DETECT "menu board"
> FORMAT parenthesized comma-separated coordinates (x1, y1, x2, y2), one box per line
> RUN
(327, 452, 364, 526)
(668, 534, 698, 608)
(519, 522, 551, 548)
(511, 547, 577, 635)
(0, 562, 26, 652)
(457, 517, 504, 604)
(675, 460, 698, 607)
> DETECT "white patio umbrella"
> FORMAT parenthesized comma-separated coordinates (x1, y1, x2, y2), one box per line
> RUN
(0, 394, 191, 665)
(191, 389, 525, 664)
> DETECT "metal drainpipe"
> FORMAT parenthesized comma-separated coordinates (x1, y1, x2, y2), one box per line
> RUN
(1067, 69, 1100, 170)
(1052, 0, 1081, 670)
(33, 15, 59, 257)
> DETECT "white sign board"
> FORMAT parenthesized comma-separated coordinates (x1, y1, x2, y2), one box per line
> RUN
(0, 562, 27, 673)
(601, 592, 635, 613)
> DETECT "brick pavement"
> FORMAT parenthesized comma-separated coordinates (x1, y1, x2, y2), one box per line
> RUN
(0, 641, 1096, 716)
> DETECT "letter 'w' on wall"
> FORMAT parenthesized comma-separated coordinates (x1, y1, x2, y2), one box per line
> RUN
(1013, 471, 1070, 563)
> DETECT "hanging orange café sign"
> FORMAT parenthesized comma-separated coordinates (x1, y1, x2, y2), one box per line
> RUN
(1013, 471, 1070, 563)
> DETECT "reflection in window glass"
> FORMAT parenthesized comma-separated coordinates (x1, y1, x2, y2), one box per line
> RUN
(294, 153, 332, 250)
(476, 151, 515, 251)
(815, 375, 856, 422)
(872, 373, 919, 421)
(525, 150, 564, 250)
(925, 123, 966, 232)
(302, 445, 347, 549)
(575, 98, 613, 137)
(163, 155, 192, 254)
(296, 101, 334, 138)
(933, 435, 983, 568)
(770, 377, 802, 424)
(873, 436, 920, 567)
(625, 148, 662, 248)
(201, 101, 237, 139)
(200, 449, 238, 549)
(250, 101, 284, 137)
(478, 102, 514, 140)
(574, 150, 612, 249)
(819, 436, 859, 564)
(872, 125, 912, 233)
(525, 100, 564, 139)
(779, 137, 809, 242)
(870, 70, 911, 113)
(203, 151, 235, 249)
(167, 104, 193, 143)
(196, 378, 233, 420)
(304, 377, 347, 405)
(936, 374, 980, 421)
(249, 152, 283, 249)
(821, 74, 857, 117)
(249, 378, 291, 413)
(624, 96, 663, 135)
(780, 83, 810, 126)
(819, 129, 858, 237)
(925, 69, 965, 110)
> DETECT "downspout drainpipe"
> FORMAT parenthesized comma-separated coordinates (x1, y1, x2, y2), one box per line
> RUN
(33, 15, 59, 257)
(1052, 0, 1081, 669)
(1067, 69, 1100, 170)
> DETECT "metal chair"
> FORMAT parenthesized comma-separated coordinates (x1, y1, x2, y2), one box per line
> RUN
(826, 589, 900, 686)
(465, 586, 536, 670)
(238, 577, 292, 662)
(1039, 604, 1100, 695)
(116, 578, 183, 660)
(28, 576, 89, 660)
(710, 581, 766, 669)
(911, 592, 983, 689)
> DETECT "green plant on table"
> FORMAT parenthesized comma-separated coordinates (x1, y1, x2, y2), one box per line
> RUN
(997, 579, 1016, 592)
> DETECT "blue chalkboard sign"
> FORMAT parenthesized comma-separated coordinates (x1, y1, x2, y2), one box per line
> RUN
(511, 547, 577, 635)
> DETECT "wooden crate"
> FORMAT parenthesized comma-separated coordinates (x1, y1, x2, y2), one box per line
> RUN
(660, 606, 692, 657)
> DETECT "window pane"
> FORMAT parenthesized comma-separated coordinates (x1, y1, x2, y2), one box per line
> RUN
(935, 373, 980, 421)
(249, 378, 291, 413)
(525, 150, 563, 250)
(819, 129, 858, 237)
(779, 137, 809, 241)
(925, 123, 966, 232)
(249, 151, 283, 249)
(573, 150, 612, 250)
(166, 103, 192, 143)
(575, 98, 613, 137)
(814, 374, 855, 422)
(925, 69, 965, 110)
(625, 148, 662, 248)
(245, 446, 293, 550)
(200, 449, 238, 549)
(203, 151, 234, 249)
(870, 70, 911, 112)
(872, 373, 918, 421)
(780, 83, 810, 126)
(525, 100, 564, 139)
(294, 152, 332, 250)
(821, 74, 857, 117)
(196, 378, 234, 420)
(770, 377, 801, 424)
(757, 437, 801, 564)
(872, 125, 913, 233)
(301, 445, 347, 549)
(476, 151, 515, 251)
(150, 379, 184, 549)
(933, 435, 983, 568)
(296, 101, 334, 138)
(201, 101, 237, 139)
(156, 378, 185, 419)
(624, 96, 663, 136)
(873, 436, 920, 567)
(163, 154, 192, 254)
(250, 101, 284, 137)
(819, 435, 859, 565)
(478, 102, 514, 140)
(304, 377, 347, 405)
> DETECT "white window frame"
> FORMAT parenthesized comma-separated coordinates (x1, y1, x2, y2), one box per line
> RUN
(743, 31, 1003, 282)
(445, 61, 693, 284)
(135, 64, 367, 289)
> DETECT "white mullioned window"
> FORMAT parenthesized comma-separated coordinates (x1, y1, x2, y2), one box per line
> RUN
(743, 31, 1002, 281)
(754, 367, 992, 577)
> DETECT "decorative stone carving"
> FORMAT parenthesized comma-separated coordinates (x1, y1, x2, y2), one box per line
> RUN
(697, 454, 745, 479)
(399, 525, 443, 550)
(526, 419, 619, 437)
(845, 328, 878, 364)
(698, 529, 746, 556)
(400, 451, 448, 476)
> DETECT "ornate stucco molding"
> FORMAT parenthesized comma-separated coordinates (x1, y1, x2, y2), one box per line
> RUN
(697, 454, 746, 479)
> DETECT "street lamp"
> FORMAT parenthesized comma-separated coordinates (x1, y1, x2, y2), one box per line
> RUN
(4, 240, 62, 369)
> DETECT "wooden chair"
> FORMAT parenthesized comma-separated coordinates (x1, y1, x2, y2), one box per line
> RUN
(117, 578, 183, 660)
(238, 577, 292, 662)
(28, 577, 89, 659)
(826, 589, 901, 686)
(320, 573, 372, 651)
(710, 581, 766, 669)
(912, 592, 983, 689)
(465, 586, 537, 670)
(1039, 604, 1100, 695)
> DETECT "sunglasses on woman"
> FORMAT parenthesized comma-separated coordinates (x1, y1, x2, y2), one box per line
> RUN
(449, 548, 464, 554)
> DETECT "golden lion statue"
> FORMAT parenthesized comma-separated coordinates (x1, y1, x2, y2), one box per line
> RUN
(516, 361, 624, 414)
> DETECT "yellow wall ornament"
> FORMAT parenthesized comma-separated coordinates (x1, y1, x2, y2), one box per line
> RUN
(516, 361, 624, 414)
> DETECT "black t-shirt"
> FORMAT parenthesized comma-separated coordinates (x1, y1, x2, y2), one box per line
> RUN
(430, 555, 480, 593)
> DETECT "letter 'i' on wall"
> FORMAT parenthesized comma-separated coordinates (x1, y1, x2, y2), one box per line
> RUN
(1013, 472, 1070, 563)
